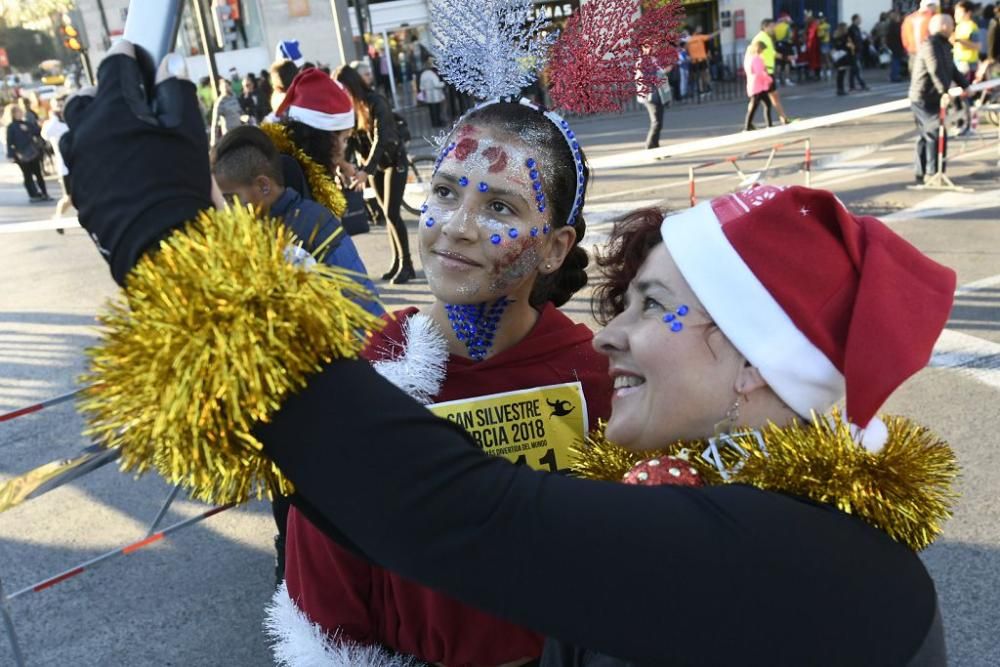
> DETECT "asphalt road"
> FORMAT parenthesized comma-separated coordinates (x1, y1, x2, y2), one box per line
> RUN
(2, 75, 999, 666)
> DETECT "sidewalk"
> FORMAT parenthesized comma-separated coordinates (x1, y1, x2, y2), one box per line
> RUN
(0, 161, 63, 225)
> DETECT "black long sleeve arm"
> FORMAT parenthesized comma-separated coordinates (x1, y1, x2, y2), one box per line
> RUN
(257, 360, 939, 666)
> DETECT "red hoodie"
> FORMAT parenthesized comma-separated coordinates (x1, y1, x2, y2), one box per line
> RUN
(284, 304, 612, 666)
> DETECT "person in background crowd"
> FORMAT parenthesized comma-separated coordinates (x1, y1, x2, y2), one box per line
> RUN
(887, 11, 906, 82)
(336, 65, 414, 284)
(210, 125, 378, 306)
(4, 104, 50, 202)
(210, 77, 243, 146)
(773, 12, 795, 86)
(903, 0, 938, 73)
(909, 14, 968, 184)
(41, 96, 73, 231)
(269, 59, 299, 114)
(833, 22, 854, 96)
(349, 60, 375, 89)
(638, 53, 671, 149)
(197, 75, 215, 124)
(239, 75, 265, 124)
(848, 14, 870, 91)
(256, 70, 273, 117)
(953, 1, 982, 80)
(872, 12, 890, 54)
(749, 19, 792, 124)
(227, 66, 243, 96)
(17, 97, 40, 127)
(984, 5, 1000, 78)
(686, 26, 717, 96)
(744, 40, 774, 130)
(418, 60, 446, 128)
(805, 13, 823, 80)
(819, 12, 833, 78)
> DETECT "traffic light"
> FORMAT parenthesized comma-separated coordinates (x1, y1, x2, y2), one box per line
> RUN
(61, 13, 84, 52)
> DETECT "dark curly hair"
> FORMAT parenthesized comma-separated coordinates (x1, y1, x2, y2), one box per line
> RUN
(591, 207, 668, 325)
(282, 119, 335, 176)
(448, 101, 591, 308)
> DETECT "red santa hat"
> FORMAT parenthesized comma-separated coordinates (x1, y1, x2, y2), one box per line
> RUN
(275, 68, 355, 131)
(660, 185, 955, 449)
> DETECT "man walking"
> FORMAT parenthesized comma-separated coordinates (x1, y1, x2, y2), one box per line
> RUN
(909, 14, 968, 183)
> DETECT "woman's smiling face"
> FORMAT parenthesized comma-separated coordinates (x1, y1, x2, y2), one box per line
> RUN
(419, 124, 567, 304)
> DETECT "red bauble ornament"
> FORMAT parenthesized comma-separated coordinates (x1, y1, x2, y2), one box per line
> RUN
(622, 455, 704, 487)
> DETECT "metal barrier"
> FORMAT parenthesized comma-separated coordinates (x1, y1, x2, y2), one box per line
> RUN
(687, 137, 812, 207)
(0, 391, 231, 667)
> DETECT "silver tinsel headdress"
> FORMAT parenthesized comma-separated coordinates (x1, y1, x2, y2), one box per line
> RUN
(429, 0, 554, 101)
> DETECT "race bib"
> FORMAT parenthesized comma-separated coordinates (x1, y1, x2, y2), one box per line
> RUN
(428, 382, 588, 473)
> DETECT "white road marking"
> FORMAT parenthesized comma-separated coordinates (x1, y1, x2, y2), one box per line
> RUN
(931, 329, 1000, 391)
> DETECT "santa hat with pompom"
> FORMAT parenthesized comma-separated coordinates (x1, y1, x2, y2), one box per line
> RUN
(276, 68, 355, 132)
(660, 185, 955, 451)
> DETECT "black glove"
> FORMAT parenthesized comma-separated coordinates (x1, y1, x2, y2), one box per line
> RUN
(61, 49, 212, 286)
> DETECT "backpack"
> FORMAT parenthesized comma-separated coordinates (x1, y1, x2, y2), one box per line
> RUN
(393, 112, 411, 144)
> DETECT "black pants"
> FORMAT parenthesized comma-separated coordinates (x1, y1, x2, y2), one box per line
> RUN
(912, 102, 944, 179)
(426, 101, 444, 128)
(643, 97, 666, 148)
(17, 158, 47, 198)
(849, 57, 867, 89)
(371, 159, 411, 270)
(744, 93, 773, 129)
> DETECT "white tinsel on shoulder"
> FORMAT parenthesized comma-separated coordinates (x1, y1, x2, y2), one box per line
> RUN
(372, 313, 449, 404)
(429, 0, 555, 100)
(265, 581, 420, 667)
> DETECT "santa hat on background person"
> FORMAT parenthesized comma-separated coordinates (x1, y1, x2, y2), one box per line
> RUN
(275, 68, 355, 131)
(660, 185, 956, 451)
(276, 39, 305, 67)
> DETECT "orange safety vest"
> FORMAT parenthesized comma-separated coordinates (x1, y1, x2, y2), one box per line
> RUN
(901, 10, 933, 55)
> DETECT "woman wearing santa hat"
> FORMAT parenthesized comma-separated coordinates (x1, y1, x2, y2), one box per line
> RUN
(250, 185, 956, 666)
(65, 43, 956, 667)
(259, 68, 357, 227)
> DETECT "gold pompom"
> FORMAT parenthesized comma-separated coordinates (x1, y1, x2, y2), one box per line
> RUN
(260, 122, 348, 218)
(79, 206, 383, 505)
(572, 413, 958, 552)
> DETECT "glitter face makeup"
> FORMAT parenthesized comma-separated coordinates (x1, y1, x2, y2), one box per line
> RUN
(419, 127, 554, 305)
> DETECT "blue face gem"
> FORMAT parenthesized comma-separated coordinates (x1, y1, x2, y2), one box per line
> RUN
(535, 193, 545, 202)
(425, 217, 435, 228)
(539, 204, 546, 213)
(663, 313, 676, 323)
(458, 176, 469, 187)
(677, 305, 690, 316)
(671, 322, 684, 333)
(508, 228, 518, 239)
(420, 203, 428, 213)
(561, 120, 569, 128)
(530, 227, 539, 237)
(478, 182, 489, 192)
(526, 158, 536, 168)
(567, 130, 575, 139)
(490, 234, 502, 245)
(572, 141, 579, 150)
(529, 169, 539, 180)
(532, 181, 543, 191)
(543, 224, 551, 234)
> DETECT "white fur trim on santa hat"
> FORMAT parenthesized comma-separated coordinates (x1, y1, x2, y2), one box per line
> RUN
(264, 581, 419, 667)
(286, 104, 356, 132)
(660, 200, 845, 420)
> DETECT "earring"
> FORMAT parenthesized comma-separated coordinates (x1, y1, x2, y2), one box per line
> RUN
(713, 395, 741, 435)
(544, 262, 552, 271)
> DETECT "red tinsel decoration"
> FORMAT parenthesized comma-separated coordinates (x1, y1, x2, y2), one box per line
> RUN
(548, 0, 684, 114)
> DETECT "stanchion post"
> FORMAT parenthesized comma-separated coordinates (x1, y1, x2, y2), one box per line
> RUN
(804, 138, 812, 187)
(936, 103, 946, 176)
(146, 484, 182, 537)
(0, 576, 26, 667)
(688, 166, 696, 207)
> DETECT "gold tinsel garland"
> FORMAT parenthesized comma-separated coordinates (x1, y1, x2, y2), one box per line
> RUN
(571, 413, 959, 552)
(260, 122, 348, 219)
(79, 206, 384, 505)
